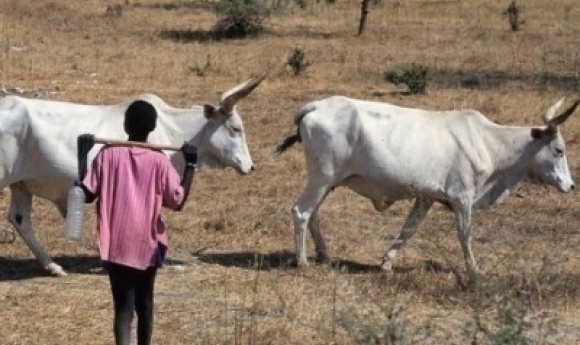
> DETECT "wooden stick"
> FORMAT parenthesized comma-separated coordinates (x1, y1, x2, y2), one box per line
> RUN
(94, 138, 181, 151)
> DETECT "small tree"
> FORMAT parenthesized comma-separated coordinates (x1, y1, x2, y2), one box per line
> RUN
(504, 1, 524, 31)
(358, 0, 371, 36)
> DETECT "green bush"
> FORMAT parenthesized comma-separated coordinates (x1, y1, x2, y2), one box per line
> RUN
(213, 0, 269, 39)
(384, 64, 429, 95)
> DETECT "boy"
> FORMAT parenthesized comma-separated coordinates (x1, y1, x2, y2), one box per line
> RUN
(79, 99, 197, 345)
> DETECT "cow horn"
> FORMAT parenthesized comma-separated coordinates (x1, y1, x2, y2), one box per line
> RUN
(220, 72, 267, 114)
(548, 97, 580, 130)
(543, 97, 566, 122)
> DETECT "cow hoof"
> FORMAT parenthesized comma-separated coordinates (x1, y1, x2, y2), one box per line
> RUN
(297, 259, 310, 268)
(168, 264, 186, 272)
(47, 263, 67, 277)
(380, 260, 393, 271)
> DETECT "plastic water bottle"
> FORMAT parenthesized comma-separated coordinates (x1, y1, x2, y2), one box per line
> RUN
(64, 180, 85, 241)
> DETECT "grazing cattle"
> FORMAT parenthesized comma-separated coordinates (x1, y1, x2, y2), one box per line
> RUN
(276, 96, 578, 276)
(0, 75, 265, 276)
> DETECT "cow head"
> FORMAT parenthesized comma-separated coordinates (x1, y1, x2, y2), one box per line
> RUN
(197, 75, 265, 174)
(528, 97, 580, 192)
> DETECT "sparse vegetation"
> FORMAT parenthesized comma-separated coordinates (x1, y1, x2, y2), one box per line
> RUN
(337, 303, 418, 345)
(465, 295, 533, 345)
(188, 54, 213, 77)
(337, 288, 548, 345)
(2, 0, 580, 344)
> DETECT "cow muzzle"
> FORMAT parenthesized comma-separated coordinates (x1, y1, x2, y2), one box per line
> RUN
(237, 165, 255, 175)
(233, 156, 254, 175)
(557, 180, 575, 193)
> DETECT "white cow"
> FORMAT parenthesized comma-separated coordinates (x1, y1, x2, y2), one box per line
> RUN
(0, 75, 265, 276)
(276, 96, 578, 277)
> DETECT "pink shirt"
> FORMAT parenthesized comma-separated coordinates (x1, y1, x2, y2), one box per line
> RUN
(82, 146, 184, 269)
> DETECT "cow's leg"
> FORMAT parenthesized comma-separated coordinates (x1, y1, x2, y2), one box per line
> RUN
(308, 204, 329, 264)
(453, 203, 478, 277)
(380, 197, 433, 271)
(9, 183, 67, 276)
(292, 180, 331, 267)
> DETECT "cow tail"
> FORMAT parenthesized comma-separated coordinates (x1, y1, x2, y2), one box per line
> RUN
(275, 130, 301, 154)
(275, 104, 314, 154)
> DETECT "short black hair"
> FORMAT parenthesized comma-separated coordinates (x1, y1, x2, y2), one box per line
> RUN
(124, 100, 157, 137)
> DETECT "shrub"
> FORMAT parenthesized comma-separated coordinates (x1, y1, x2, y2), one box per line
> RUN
(286, 47, 311, 75)
(213, 0, 269, 39)
(188, 54, 212, 77)
(337, 303, 433, 344)
(465, 295, 532, 345)
(384, 64, 429, 95)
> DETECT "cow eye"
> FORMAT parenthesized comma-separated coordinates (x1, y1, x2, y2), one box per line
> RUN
(230, 127, 242, 134)
(555, 148, 564, 157)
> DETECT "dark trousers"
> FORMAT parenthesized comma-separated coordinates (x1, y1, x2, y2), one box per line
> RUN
(107, 263, 158, 345)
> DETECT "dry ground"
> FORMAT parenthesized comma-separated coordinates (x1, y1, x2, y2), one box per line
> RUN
(1, 0, 580, 344)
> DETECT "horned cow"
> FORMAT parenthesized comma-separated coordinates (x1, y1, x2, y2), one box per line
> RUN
(0, 75, 265, 276)
(276, 96, 579, 277)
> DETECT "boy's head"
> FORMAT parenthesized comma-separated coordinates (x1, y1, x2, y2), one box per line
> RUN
(124, 100, 157, 138)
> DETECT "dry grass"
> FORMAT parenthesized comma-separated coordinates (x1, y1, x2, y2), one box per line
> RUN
(1, 0, 580, 344)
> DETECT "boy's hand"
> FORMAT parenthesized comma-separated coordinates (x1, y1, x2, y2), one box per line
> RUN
(181, 142, 198, 165)
(78, 134, 95, 152)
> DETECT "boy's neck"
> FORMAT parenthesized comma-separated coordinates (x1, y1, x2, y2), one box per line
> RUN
(128, 134, 148, 142)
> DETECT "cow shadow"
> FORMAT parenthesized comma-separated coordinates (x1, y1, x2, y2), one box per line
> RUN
(133, 1, 214, 11)
(158, 29, 216, 43)
(0, 255, 102, 281)
(194, 250, 451, 275)
(429, 67, 580, 91)
(195, 250, 297, 270)
(329, 258, 452, 274)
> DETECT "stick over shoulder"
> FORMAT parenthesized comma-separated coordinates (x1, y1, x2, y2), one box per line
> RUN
(94, 137, 181, 151)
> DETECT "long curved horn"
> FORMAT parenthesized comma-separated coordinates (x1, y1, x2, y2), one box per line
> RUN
(543, 97, 565, 123)
(548, 97, 580, 130)
(220, 72, 267, 114)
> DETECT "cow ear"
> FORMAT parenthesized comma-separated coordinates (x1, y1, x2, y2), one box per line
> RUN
(204, 104, 218, 120)
(531, 127, 551, 140)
